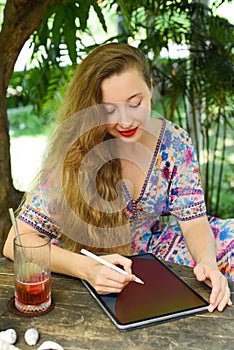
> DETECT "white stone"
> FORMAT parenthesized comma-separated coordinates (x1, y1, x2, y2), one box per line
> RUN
(24, 328, 39, 346)
(37, 341, 64, 350)
(0, 329, 17, 345)
(0, 339, 21, 350)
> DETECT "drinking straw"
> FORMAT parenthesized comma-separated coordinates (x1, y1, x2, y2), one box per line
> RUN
(9, 208, 21, 241)
(9, 208, 27, 266)
(8, 207, 25, 259)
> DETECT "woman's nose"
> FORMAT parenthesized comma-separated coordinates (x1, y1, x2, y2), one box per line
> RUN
(118, 104, 133, 127)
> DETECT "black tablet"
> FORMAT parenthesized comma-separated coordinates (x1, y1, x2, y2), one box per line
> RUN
(82, 253, 209, 331)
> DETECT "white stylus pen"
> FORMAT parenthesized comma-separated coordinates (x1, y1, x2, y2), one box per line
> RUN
(81, 248, 144, 285)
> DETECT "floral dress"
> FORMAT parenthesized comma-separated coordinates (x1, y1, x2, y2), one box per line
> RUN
(19, 119, 234, 280)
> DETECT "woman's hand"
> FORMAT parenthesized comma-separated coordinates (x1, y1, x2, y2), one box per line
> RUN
(85, 254, 136, 294)
(194, 263, 232, 312)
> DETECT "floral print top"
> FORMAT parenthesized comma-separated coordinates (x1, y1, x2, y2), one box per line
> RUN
(19, 119, 207, 250)
(123, 119, 206, 253)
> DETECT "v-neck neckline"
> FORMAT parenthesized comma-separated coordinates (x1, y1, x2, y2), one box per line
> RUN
(123, 118, 166, 205)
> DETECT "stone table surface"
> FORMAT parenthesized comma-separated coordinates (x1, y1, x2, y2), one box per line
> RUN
(0, 257, 233, 350)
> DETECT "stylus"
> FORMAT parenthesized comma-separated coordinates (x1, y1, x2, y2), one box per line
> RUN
(81, 248, 144, 284)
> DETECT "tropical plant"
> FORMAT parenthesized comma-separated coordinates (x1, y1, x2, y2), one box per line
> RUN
(113, 0, 234, 215)
(25, 0, 234, 216)
(0, 0, 109, 252)
(0, 0, 233, 253)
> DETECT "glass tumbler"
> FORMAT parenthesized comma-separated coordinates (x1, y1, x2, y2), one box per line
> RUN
(14, 232, 51, 313)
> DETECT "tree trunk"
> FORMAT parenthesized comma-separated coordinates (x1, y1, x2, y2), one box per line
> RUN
(0, 0, 60, 255)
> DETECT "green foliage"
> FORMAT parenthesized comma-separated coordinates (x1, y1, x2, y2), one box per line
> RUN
(7, 71, 29, 108)
(119, 0, 234, 217)
(8, 105, 50, 137)
(8, 65, 74, 119)
(6, 0, 234, 217)
(32, 0, 108, 66)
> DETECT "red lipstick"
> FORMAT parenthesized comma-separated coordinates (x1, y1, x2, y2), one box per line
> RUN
(119, 127, 138, 137)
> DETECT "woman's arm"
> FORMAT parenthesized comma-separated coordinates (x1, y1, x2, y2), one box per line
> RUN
(3, 220, 135, 294)
(179, 215, 232, 312)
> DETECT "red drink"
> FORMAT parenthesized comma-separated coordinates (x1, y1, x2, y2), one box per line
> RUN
(14, 232, 51, 313)
(15, 274, 51, 312)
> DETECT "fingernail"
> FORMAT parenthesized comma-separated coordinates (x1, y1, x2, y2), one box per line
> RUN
(208, 304, 215, 313)
(210, 298, 215, 304)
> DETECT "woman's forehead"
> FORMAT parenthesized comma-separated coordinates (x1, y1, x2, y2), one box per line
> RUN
(101, 69, 147, 103)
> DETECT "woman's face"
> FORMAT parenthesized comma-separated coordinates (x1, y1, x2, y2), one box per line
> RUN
(101, 69, 152, 142)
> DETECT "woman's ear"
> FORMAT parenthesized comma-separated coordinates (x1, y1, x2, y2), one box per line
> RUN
(150, 78, 154, 98)
(150, 78, 153, 95)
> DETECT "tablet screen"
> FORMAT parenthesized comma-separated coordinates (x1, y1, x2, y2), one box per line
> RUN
(82, 253, 209, 331)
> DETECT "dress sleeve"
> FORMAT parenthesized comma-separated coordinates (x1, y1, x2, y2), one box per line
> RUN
(18, 173, 61, 245)
(168, 125, 207, 221)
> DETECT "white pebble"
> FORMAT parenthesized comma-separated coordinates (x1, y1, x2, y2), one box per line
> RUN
(24, 328, 39, 346)
(0, 329, 17, 345)
(0, 339, 21, 350)
(37, 341, 64, 350)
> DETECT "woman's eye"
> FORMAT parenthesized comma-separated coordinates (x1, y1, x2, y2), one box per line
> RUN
(129, 100, 141, 108)
(105, 108, 116, 115)
(103, 104, 116, 115)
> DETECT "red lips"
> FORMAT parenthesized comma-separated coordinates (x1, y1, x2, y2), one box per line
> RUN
(118, 127, 138, 137)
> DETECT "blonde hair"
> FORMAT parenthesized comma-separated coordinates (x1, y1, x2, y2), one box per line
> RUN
(25, 43, 152, 254)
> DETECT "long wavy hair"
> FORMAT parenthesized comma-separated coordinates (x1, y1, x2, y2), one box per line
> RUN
(25, 43, 152, 254)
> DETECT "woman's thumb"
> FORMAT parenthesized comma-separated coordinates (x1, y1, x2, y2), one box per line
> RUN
(194, 264, 206, 281)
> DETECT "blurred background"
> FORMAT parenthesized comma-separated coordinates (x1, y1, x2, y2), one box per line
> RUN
(0, 0, 233, 241)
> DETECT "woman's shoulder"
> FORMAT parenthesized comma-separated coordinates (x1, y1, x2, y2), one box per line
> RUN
(148, 117, 191, 145)
(145, 118, 191, 157)
(163, 118, 190, 137)
(160, 119, 193, 150)
(149, 118, 195, 164)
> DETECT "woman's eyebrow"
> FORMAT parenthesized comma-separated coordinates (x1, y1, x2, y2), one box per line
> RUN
(127, 92, 142, 101)
(102, 93, 142, 105)
(102, 102, 115, 105)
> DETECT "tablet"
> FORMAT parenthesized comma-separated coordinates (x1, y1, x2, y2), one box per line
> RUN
(81, 253, 209, 331)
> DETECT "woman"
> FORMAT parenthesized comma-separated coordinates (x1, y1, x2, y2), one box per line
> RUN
(3, 42, 233, 312)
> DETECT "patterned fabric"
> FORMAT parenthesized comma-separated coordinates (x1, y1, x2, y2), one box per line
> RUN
(19, 205, 61, 246)
(19, 119, 234, 280)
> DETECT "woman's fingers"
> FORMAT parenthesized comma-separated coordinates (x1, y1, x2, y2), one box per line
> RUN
(194, 263, 232, 312)
(86, 254, 135, 294)
(102, 253, 133, 274)
(93, 267, 135, 294)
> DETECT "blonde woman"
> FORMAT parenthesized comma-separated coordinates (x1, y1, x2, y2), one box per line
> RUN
(3, 43, 233, 312)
